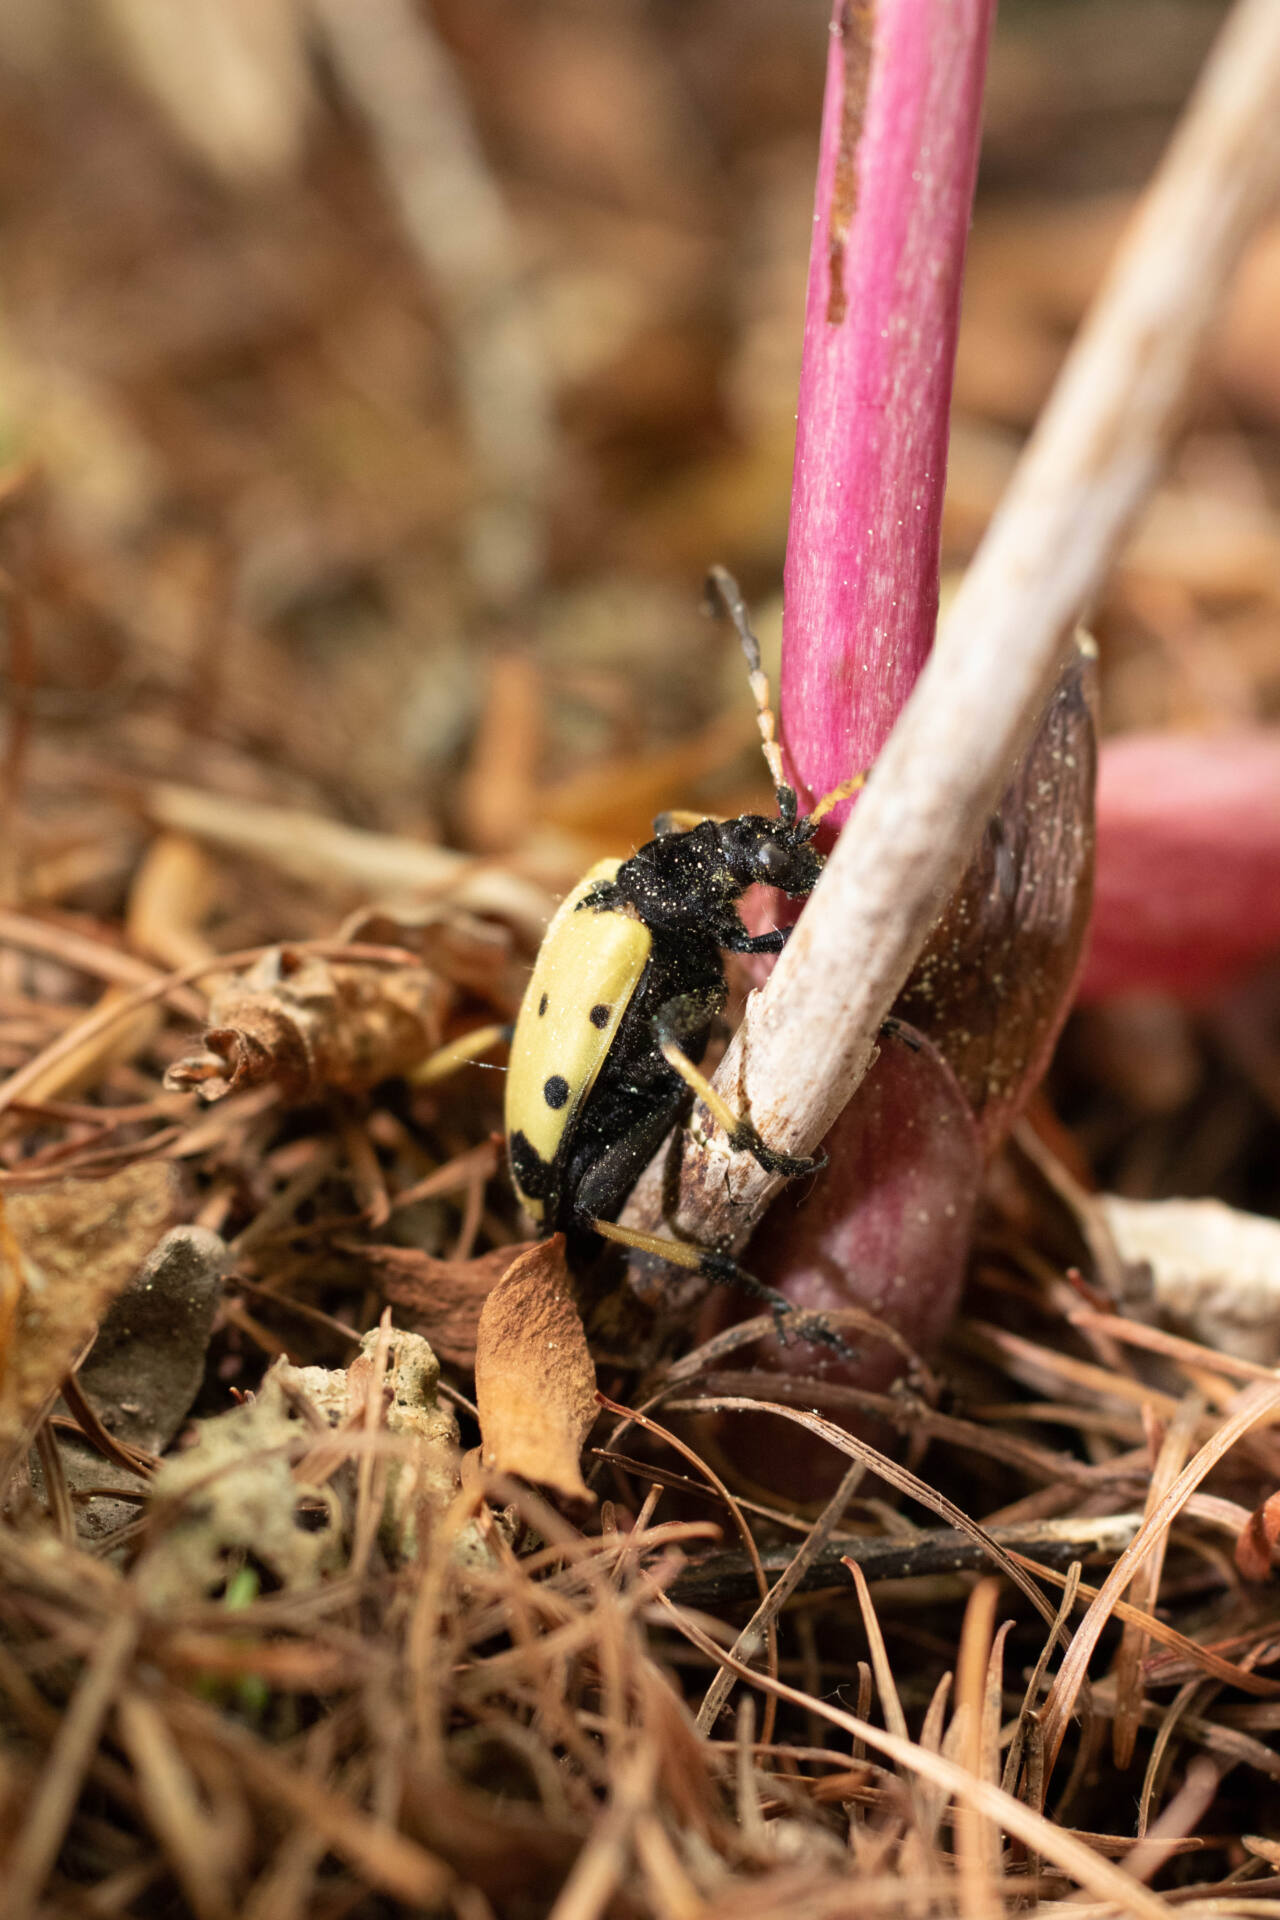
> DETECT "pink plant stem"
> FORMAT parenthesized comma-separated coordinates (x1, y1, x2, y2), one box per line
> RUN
(783, 0, 995, 818)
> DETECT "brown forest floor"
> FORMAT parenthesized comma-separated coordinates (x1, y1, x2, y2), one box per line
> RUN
(3, 3, 1280, 1916)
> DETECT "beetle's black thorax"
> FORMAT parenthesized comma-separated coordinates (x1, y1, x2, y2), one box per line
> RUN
(610, 810, 822, 950)
(613, 820, 741, 935)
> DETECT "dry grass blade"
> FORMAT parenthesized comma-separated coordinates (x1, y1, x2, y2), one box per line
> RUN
(145, 783, 553, 939)
(0, 906, 207, 1006)
(6, 1609, 139, 1920)
(695, 1457, 864, 1733)
(1004, 1562, 1082, 1807)
(115, 1693, 237, 1920)
(1111, 1395, 1202, 1769)
(547, 1742, 660, 1920)
(1123, 1755, 1224, 1888)
(597, 1393, 777, 1714)
(668, 1392, 1062, 1634)
(1138, 1681, 1203, 1838)
(1015, 1555, 1280, 1700)
(953, 1579, 1004, 1917)
(1067, 1307, 1280, 1387)
(652, 1593, 1173, 1920)
(164, 1692, 454, 1906)
(1039, 1378, 1280, 1775)
(845, 1560, 911, 1744)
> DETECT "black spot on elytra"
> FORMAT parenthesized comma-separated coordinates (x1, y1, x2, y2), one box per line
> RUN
(538, 992, 548, 1016)
(589, 1003, 611, 1029)
(509, 1129, 553, 1200)
(543, 1074, 570, 1110)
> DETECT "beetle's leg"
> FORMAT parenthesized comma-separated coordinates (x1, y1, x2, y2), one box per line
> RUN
(652, 995, 826, 1180)
(719, 923, 788, 955)
(412, 1021, 512, 1085)
(590, 1217, 855, 1360)
(593, 1218, 787, 1313)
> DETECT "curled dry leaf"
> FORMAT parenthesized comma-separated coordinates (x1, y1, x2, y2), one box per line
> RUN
(704, 1025, 981, 1503)
(895, 634, 1097, 1156)
(338, 901, 528, 1011)
(1101, 1193, 1280, 1366)
(473, 1237, 597, 1503)
(0, 1162, 178, 1474)
(165, 945, 452, 1101)
(359, 1240, 537, 1368)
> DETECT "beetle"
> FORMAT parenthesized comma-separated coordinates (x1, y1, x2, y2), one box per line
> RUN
(504, 568, 863, 1338)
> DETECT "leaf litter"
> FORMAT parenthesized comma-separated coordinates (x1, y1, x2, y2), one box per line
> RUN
(2, 4, 1280, 1917)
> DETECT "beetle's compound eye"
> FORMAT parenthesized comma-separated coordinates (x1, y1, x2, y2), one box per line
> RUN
(755, 837, 792, 883)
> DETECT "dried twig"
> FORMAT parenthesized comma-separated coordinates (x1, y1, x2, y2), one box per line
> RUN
(667, 1512, 1143, 1609)
(145, 782, 554, 939)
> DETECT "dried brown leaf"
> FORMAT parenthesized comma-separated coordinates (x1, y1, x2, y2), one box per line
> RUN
(360, 1239, 535, 1368)
(338, 901, 527, 1009)
(473, 1237, 597, 1503)
(76, 1225, 228, 1452)
(0, 1162, 178, 1472)
(165, 946, 451, 1101)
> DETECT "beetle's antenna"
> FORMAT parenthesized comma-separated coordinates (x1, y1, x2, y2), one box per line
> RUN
(704, 565, 788, 798)
(804, 771, 867, 829)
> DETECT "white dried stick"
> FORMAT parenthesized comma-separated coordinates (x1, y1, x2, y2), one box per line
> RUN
(624, 0, 1280, 1254)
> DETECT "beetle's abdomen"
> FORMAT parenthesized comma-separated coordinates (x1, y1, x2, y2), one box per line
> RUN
(505, 858, 653, 1223)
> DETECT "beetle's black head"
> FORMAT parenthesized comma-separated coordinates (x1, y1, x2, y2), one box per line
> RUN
(715, 788, 825, 897)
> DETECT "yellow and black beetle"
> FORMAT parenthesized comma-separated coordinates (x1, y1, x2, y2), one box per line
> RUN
(503, 569, 862, 1335)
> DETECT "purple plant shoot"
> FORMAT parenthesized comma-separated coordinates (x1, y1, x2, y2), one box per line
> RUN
(782, 0, 995, 820)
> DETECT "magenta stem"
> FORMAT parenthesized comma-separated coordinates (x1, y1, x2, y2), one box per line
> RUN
(782, 0, 995, 826)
